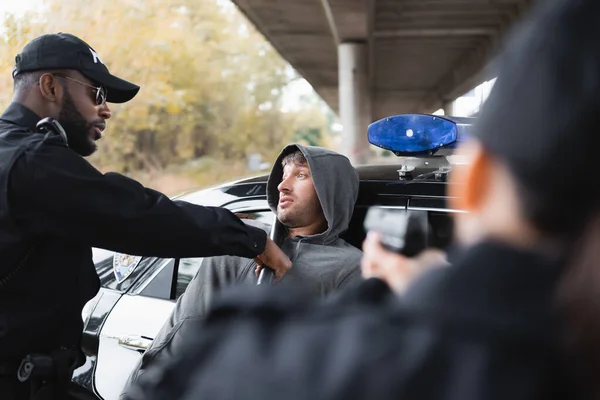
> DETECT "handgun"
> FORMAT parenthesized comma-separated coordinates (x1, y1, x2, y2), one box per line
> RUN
(257, 216, 283, 285)
(363, 207, 429, 257)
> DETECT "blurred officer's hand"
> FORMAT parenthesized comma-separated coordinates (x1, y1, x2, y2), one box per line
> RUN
(254, 237, 292, 280)
(361, 232, 448, 294)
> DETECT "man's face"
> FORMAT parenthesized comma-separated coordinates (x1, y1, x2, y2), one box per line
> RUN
(57, 71, 111, 157)
(277, 161, 326, 232)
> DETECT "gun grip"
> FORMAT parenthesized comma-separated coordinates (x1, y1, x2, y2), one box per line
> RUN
(257, 267, 275, 285)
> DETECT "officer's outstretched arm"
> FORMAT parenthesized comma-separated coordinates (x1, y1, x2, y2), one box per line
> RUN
(7, 141, 288, 264)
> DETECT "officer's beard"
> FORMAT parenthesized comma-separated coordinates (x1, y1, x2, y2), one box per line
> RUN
(58, 88, 98, 157)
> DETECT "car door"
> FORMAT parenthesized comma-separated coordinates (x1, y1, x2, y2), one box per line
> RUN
(94, 200, 273, 400)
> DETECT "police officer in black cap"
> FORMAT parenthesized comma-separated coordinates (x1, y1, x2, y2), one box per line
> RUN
(0, 33, 291, 399)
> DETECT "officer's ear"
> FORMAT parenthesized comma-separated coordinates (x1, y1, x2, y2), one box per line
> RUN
(38, 73, 62, 103)
(448, 140, 492, 213)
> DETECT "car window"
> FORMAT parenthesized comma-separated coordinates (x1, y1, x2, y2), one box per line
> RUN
(427, 211, 454, 250)
(344, 199, 456, 253)
(96, 254, 163, 292)
(138, 258, 176, 299)
(174, 209, 274, 299)
(173, 257, 203, 299)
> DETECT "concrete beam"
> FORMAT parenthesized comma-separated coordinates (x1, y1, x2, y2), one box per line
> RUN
(319, 0, 340, 45)
(419, 40, 492, 113)
(374, 28, 496, 38)
(232, 0, 533, 119)
(232, 0, 339, 111)
(375, 89, 429, 97)
(419, 1, 528, 112)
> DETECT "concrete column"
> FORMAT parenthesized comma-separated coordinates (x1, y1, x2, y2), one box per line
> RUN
(338, 41, 370, 165)
(443, 100, 455, 117)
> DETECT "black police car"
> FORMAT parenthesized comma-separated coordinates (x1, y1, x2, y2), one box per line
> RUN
(72, 114, 468, 399)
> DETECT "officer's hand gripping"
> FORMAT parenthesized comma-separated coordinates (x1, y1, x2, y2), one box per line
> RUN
(254, 237, 292, 281)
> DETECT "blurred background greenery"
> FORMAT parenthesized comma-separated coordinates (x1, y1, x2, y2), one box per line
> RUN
(0, 0, 339, 195)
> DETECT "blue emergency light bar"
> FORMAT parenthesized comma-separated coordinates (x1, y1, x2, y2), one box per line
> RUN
(367, 114, 475, 156)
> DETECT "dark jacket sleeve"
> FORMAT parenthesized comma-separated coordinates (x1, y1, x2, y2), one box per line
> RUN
(122, 279, 561, 400)
(7, 140, 266, 258)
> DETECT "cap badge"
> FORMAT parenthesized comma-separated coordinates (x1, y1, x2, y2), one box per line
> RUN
(89, 48, 104, 65)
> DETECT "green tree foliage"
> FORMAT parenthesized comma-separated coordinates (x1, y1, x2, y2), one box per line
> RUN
(0, 0, 331, 190)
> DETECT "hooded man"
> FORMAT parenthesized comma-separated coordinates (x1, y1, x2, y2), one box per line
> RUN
(121, 144, 363, 396)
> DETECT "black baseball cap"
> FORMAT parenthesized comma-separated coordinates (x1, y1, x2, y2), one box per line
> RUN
(13, 33, 139, 103)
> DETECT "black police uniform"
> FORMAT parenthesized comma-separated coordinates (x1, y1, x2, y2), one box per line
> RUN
(0, 34, 269, 398)
(0, 103, 268, 396)
(124, 241, 588, 400)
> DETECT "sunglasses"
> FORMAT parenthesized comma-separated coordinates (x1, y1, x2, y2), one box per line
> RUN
(54, 74, 107, 106)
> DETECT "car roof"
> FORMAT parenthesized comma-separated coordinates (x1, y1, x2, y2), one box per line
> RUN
(170, 161, 454, 208)
(217, 162, 452, 185)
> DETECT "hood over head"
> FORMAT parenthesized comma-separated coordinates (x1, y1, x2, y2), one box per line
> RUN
(267, 144, 359, 245)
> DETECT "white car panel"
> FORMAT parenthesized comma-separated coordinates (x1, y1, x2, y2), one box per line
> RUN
(95, 294, 175, 400)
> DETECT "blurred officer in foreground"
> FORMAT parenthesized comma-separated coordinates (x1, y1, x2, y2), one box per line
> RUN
(124, 1, 600, 399)
(0, 33, 290, 400)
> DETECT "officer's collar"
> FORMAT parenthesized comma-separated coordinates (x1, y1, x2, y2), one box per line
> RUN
(0, 102, 43, 132)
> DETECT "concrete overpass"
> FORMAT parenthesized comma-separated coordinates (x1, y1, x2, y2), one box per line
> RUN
(232, 0, 533, 163)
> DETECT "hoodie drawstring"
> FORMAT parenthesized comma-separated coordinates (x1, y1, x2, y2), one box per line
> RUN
(291, 239, 303, 263)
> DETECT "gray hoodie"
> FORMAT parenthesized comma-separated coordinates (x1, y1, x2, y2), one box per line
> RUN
(121, 144, 362, 396)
